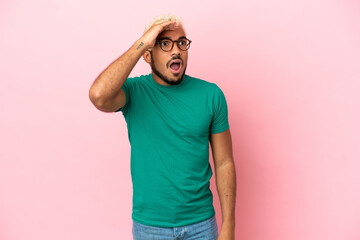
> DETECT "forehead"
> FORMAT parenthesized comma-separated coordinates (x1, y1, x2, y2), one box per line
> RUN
(157, 26, 187, 40)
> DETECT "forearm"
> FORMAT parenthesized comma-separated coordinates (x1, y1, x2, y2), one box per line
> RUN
(215, 161, 236, 229)
(89, 20, 180, 107)
(89, 38, 149, 105)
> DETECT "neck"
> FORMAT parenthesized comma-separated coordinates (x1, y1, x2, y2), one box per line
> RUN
(151, 71, 185, 86)
(152, 71, 172, 86)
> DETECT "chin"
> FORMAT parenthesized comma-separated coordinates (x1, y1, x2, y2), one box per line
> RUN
(151, 62, 186, 85)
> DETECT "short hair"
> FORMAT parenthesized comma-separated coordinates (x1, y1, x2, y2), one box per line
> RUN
(144, 14, 184, 34)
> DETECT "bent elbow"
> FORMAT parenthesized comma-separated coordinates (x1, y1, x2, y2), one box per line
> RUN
(89, 88, 108, 110)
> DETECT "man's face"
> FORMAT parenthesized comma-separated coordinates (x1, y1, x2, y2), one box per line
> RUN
(149, 26, 189, 85)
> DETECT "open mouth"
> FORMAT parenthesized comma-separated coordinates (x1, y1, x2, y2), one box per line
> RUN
(169, 60, 182, 74)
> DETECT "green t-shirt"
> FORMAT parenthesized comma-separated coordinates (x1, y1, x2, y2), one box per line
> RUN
(115, 73, 229, 227)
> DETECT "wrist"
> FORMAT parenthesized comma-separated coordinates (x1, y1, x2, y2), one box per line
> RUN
(137, 37, 153, 51)
(130, 38, 148, 54)
(221, 220, 235, 230)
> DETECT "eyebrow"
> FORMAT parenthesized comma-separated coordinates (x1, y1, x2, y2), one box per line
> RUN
(157, 36, 187, 41)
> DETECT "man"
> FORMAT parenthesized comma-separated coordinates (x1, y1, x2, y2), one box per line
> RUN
(89, 15, 236, 240)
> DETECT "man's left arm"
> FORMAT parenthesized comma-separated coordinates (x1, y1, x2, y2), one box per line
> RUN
(210, 128, 236, 240)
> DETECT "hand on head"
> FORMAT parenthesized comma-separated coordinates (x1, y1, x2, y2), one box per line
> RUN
(141, 21, 181, 49)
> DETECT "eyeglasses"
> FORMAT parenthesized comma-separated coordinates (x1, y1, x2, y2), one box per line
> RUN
(155, 37, 192, 52)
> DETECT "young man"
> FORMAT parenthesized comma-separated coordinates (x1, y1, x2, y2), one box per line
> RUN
(89, 15, 236, 240)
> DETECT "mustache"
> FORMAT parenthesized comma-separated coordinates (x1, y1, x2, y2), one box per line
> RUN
(166, 56, 183, 68)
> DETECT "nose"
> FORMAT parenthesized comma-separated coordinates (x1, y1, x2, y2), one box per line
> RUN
(170, 42, 181, 56)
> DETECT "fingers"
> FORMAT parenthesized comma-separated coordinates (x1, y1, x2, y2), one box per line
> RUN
(140, 20, 181, 48)
(160, 20, 180, 31)
(146, 20, 180, 35)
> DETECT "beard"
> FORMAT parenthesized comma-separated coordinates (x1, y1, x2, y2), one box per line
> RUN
(150, 52, 187, 86)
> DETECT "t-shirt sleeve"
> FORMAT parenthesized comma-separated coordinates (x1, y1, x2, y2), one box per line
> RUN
(114, 77, 133, 115)
(210, 84, 230, 134)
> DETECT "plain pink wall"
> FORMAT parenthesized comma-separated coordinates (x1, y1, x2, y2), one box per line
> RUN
(1, 0, 359, 239)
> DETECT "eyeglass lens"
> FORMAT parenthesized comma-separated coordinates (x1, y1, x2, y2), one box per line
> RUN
(158, 38, 191, 51)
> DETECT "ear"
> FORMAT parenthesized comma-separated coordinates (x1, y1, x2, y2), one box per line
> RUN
(143, 50, 152, 64)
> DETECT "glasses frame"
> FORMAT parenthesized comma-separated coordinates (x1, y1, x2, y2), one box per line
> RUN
(155, 37, 192, 52)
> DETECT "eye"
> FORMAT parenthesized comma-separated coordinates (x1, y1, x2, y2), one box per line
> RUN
(160, 40, 170, 46)
(179, 40, 187, 46)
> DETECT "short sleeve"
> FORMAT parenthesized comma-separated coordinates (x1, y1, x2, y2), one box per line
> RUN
(114, 77, 133, 115)
(210, 84, 230, 134)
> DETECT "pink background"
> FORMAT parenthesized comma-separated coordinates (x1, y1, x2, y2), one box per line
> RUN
(1, 0, 360, 239)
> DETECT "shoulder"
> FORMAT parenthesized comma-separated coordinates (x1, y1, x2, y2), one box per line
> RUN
(124, 74, 151, 88)
(127, 74, 149, 82)
(186, 75, 224, 95)
(185, 74, 218, 89)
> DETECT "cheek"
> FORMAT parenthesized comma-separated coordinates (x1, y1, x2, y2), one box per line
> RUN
(156, 60, 167, 70)
(154, 54, 167, 67)
(158, 59, 169, 70)
(183, 59, 188, 68)
(183, 54, 189, 63)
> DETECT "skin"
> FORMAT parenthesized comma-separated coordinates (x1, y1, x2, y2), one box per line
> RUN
(89, 20, 236, 240)
(210, 129, 237, 240)
(89, 21, 182, 112)
(150, 51, 187, 86)
(142, 24, 188, 86)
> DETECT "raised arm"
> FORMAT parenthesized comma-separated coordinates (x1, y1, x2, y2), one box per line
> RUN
(89, 21, 181, 112)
